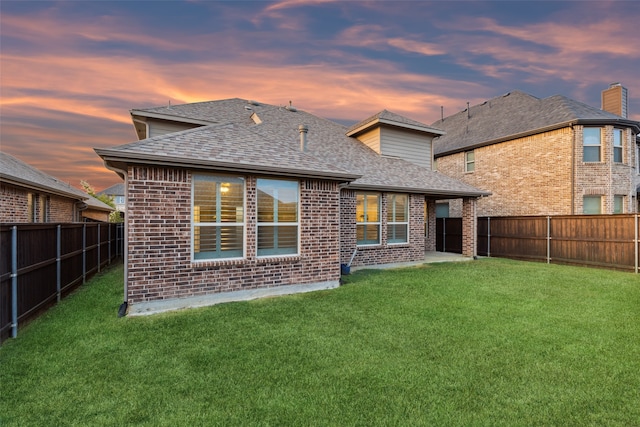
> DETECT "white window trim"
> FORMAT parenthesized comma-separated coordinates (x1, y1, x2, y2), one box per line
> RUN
(191, 175, 246, 262)
(583, 127, 602, 163)
(613, 128, 623, 163)
(256, 179, 300, 258)
(387, 194, 409, 245)
(356, 192, 381, 246)
(465, 150, 475, 173)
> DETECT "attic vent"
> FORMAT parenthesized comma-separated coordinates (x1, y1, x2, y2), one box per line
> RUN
(247, 100, 259, 106)
(503, 92, 511, 97)
(244, 105, 253, 111)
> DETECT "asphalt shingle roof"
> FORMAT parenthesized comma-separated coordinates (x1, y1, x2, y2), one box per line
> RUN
(432, 90, 640, 156)
(1, 151, 113, 211)
(99, 99, 489, 197)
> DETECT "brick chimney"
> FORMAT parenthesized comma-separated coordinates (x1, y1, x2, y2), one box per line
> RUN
(601, 82, 628, 118)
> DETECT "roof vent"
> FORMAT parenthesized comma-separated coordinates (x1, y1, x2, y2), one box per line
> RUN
(299, 124, 308, 152)
(247, 100, 259, 106)
(286, 100, 297, 112)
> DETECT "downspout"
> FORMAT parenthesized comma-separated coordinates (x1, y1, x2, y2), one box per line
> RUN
(104, 163, 129, 317)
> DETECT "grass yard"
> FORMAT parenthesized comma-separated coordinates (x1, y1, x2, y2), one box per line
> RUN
(1, 258, 639, 426)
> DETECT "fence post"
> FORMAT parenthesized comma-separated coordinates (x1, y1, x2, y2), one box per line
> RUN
(487, 217, 491, 257)
(57, 225, 61, 302)
(635, 215, 638, 274)
(82, 223, 86, 284)
(442, 218, 446, 253)
(108, 223, 112, 264)
(547, 216, 551, 264)
(11, 226, 18, 338)
(97, 223, 101, 273)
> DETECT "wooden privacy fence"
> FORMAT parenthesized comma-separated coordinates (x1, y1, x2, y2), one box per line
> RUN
(477, 215, 639, 272)
(0, 222, 124, 343)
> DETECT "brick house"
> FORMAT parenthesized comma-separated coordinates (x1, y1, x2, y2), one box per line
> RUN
(432, 89, 640, 217)
(1, 151, 113, 223)
(98, 182, 126, 215)
(95, 99, 488, 315)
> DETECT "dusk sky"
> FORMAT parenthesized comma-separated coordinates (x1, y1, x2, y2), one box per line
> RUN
(2, 0, 639, 191)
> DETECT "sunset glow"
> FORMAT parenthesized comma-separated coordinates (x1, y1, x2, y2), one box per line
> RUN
(1, 0, 639, 190)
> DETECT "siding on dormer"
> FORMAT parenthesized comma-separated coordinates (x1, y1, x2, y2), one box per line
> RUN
(380, 127, 432, 169)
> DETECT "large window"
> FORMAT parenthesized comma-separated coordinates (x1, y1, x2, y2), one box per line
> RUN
(613, 129, 623, 163)
(192, 175, 244, 260)
(387, 194, 408, 244)
(465, 150, 475, 172)
(583, 195, 602, 214)
(583, 128, 601, 162)
(356, 193, 380, 245)
(257, 179, 299, 256)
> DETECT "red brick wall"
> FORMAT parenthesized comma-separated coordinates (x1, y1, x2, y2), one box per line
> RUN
(1, 184, 76, 223)
(125, 166, 342, 305)
(340, 190, 426, 267)
(0, 183, 29, 222)
(49, 195, 75, 222)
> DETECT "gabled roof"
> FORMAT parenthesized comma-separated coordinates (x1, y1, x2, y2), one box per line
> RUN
(0, 151, 113, 212)
(97, 99, 489, 198)
(1, 151, 87, 200)
(433, 90, 640, 156)
(346, 109, 445, 137)
(98, 183, 125, 196)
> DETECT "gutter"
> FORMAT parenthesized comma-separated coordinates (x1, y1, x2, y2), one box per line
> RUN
(435, 118, 640, 158)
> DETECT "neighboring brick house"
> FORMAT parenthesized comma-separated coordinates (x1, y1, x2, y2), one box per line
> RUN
(95, 99, 488, 315)
(98, 182, 126, 215)
(0, 151, 113, 223)
(432, 89, 640, 217)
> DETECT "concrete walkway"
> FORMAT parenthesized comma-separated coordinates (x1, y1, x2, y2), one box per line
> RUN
(350, 251, 474, 272)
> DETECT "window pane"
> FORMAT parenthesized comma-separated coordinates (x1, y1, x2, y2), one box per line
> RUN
(365, 195, 379, 222)
(388, 224, 408, 243)
(193, 226, 243, 259)
(257, 179, 298, 223)
(258, 225, 298, 256)
(220, 182, 244, 222)
(388, 194, 408, 222)
(583, 146, 600, 162)
(614, 196, 624, 214)
(583, 128, 601, 145)
(583, 196, 601, 214)
(357, 224, 380, 245)
(436, 203, 449, 218)
(614, 129, 623, 163)
(356, 194, 365, 223)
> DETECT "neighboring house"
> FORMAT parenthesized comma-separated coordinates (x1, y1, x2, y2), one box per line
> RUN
(98, 182, 126, 214)
(95, 98, 488, 315)
(432, 87, 640, 217)
(0, 151, 113, 223)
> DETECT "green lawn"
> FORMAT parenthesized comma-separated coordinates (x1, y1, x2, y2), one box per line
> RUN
(1, 258, 639, 426)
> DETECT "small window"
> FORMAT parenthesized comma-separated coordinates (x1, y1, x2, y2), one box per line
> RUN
(614, 195, 624, 214)
(356, 192, 380, 245)
(387, 194, 408, 244)
(583, 195, 602, 214)
(613, 129, 623, 163)
(583, 128, 601, 162)
(257, 179, 299, 256)
(192, 175, 245, 260)
(435, 203, 450, 218)
(465, 151, 475, 172)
